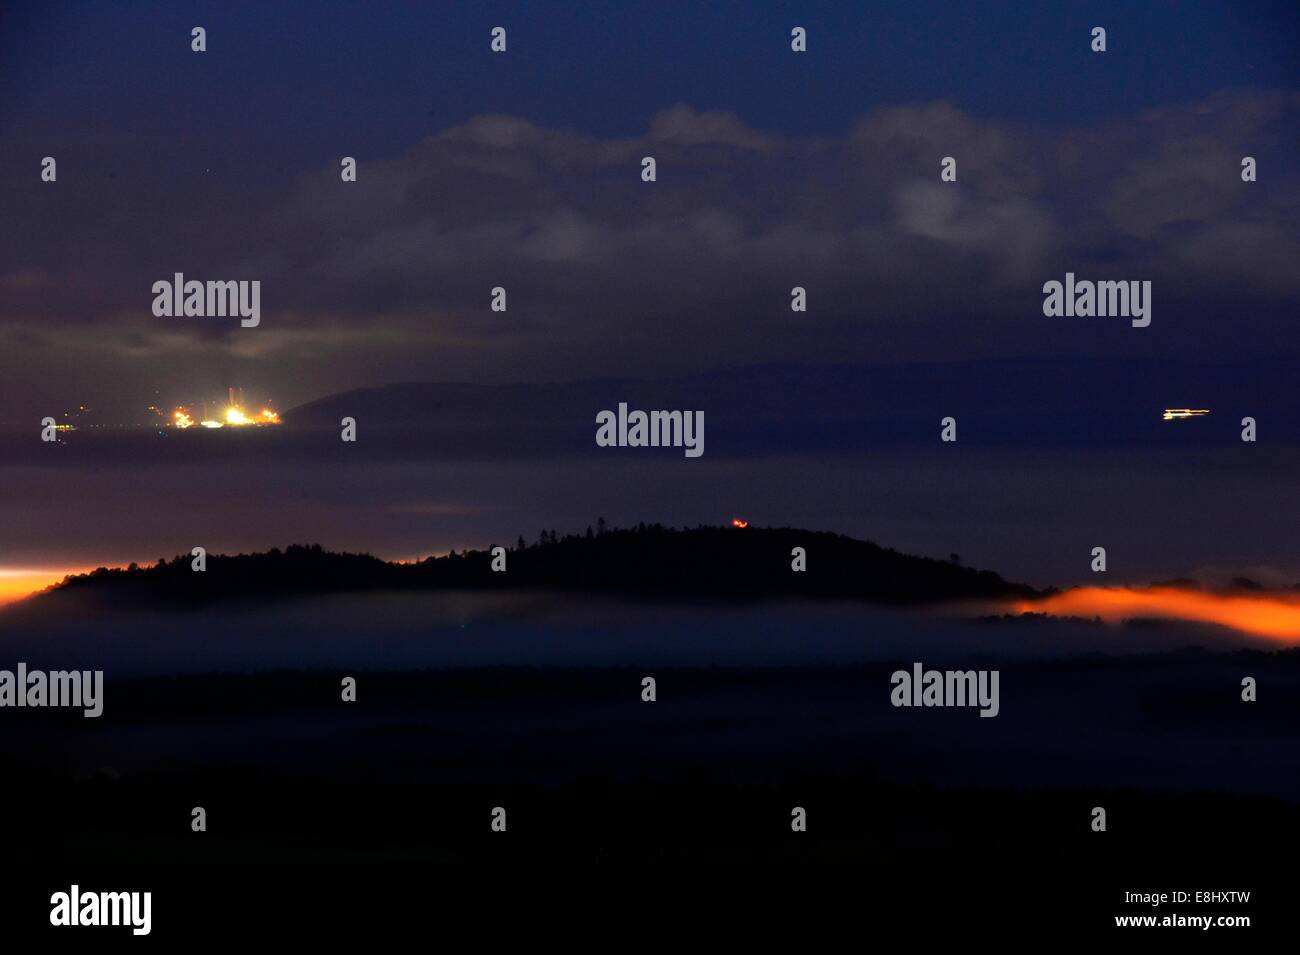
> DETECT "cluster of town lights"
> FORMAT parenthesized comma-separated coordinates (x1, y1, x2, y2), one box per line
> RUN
(171, 406, 280, 429)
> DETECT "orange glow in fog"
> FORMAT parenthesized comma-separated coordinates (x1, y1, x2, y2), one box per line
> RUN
(0, 567, 97, 606)
(1012, 586, 1300, 642)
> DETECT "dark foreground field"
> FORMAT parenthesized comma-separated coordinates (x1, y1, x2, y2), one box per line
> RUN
(2, 654, 1295, 939)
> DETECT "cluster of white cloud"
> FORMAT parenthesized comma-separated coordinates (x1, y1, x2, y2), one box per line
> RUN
(0, 90, 1296, 409)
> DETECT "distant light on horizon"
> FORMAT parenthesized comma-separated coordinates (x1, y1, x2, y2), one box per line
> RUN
(172, 401, 282, 429)
(0, 565, 98, 605)
(1162, 408, 1210, 420)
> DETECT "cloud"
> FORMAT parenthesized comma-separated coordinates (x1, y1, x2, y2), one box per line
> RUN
(1, 93, 1297, 414)
(258, 93, 1298, 312)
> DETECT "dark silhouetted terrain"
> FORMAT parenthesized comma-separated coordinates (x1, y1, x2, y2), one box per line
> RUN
(42, 524, 1045, 609)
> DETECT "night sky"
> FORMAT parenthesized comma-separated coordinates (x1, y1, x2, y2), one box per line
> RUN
(0, 1, 1297, 585)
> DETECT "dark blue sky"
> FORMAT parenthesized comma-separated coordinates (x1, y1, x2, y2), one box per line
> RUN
(5, 0, 1298, 169)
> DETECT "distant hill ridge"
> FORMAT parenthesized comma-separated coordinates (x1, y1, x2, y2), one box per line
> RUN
(43, 524, 1045, 608)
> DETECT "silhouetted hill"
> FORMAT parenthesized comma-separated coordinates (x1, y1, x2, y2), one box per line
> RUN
(40, 524, 1044, 609)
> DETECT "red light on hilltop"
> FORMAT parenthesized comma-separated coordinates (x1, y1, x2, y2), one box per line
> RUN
(731, 518, 749, 529)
